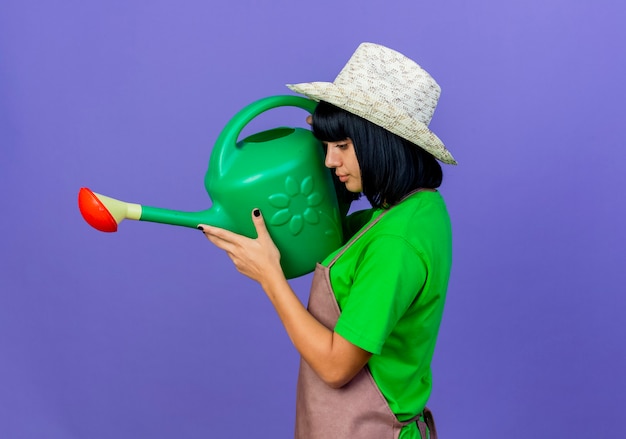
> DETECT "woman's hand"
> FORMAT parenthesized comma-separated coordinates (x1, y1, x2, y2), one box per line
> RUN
(198, 209, 283, 285)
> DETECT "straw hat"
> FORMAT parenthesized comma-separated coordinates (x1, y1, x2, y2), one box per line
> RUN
(287, 42, 456, 165)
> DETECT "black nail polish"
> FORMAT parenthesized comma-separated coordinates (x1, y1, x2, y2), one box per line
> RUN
(253, 209, 260, 217)
(197, 226, 204, 231)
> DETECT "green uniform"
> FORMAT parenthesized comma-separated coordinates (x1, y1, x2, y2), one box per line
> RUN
(321, 190, 452, 439)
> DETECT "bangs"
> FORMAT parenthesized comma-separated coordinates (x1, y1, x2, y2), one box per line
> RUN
(311, 102, 352, 142)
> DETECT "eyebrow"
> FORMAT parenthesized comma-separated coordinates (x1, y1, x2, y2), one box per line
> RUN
(322, 139, 351, 146)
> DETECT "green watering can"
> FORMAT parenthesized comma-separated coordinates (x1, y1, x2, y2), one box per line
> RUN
(78, 95, 345, 279)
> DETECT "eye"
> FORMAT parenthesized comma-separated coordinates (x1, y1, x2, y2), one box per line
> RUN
(323, 140, 351, 150)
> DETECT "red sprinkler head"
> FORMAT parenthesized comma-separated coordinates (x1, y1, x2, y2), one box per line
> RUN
(78, 187, 118, 232)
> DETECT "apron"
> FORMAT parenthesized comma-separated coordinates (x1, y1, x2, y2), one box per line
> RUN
(294, 206, 438, 439)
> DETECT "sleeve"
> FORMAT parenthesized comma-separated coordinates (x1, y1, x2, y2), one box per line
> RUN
(333, 235, 427, 354)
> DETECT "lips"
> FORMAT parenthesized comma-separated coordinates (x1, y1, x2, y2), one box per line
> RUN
(337, 174, 349, 182)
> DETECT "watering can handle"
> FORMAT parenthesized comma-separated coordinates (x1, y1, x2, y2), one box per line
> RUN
(211, 95, 318, 172)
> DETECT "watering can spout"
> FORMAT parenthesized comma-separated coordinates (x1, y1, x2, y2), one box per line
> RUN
(78, 187, 229, 233)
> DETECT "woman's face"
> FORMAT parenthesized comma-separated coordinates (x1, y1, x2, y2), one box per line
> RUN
(323, 139, 363, 193)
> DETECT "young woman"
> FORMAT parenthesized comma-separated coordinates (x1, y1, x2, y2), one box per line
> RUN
(198, 42, 456, 439)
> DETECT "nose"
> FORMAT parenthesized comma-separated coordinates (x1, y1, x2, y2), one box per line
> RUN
(324, 147, 340, 169)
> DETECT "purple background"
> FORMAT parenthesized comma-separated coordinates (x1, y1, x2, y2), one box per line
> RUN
(1, 0, 624, 437)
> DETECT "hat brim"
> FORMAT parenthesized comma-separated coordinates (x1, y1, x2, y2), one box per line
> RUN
(287, 82, 457, 165)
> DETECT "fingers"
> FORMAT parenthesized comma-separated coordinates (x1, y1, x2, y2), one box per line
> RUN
(198, 208, 265, 240)
(251, 208, 270, 241)
(198, 209, 281, 282)
(198, 207, 268, 249)
(197, 224, 238, 252)
(197, 224, 240, 240)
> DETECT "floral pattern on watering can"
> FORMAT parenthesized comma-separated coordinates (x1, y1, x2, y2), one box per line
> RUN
(268, 175, 325, 236)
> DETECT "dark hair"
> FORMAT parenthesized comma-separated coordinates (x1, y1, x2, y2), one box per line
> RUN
(311, 101, 443, 208)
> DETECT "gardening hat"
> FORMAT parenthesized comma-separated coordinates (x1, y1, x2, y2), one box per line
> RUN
(287, 42, 456, 165)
